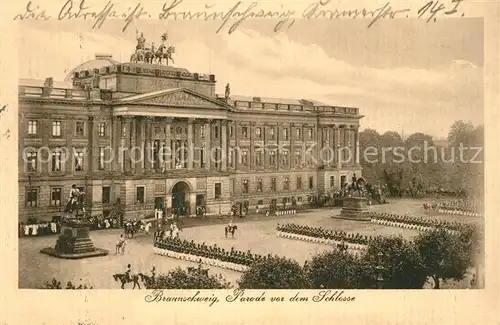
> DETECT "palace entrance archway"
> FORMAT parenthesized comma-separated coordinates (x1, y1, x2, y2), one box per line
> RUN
(171, 181, 190, 216)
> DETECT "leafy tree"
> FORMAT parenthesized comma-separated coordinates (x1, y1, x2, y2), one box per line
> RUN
(358, 129, 382, 182)
(414, 228, 472, 289)
(305, 248, 373, 289)
(238, 256, 311, 289)
(144, 264, 232, 289)
(362, 236, 428, 289)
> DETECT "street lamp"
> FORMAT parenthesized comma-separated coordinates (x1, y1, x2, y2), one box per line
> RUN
(375, 251, 385, 289)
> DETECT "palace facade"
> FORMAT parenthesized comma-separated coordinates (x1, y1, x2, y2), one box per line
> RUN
(18, 54, 362, 221)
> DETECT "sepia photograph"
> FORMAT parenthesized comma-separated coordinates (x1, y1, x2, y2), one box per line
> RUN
(13, 14, 486, 294)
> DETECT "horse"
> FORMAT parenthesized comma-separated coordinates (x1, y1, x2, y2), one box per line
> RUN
(138, 273, 154, 287)
(64, 192, 86, 217)
(112, 273, 141, 289)
(124, 220, 144, 238)
(115, 240, 126, 255)
(155, 46, 175, 65)
(225, 225, 237, 238)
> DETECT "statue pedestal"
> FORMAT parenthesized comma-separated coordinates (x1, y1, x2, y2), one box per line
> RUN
(40, 219, 109, 259)
(335, 197, 370, 221)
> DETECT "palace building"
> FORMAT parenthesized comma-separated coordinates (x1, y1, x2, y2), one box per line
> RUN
(18, 53, 363, 221)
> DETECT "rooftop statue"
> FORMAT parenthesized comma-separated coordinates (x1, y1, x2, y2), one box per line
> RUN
(130, 30, 175, 66)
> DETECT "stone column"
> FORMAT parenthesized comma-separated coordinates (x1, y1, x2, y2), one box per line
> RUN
(187, 118, 194, 170)
(276, 123, 281, 170)
(112, 117, 121, 173)
(335, 126, 341, 169)
(138, 117, 145, 173)
(144, 117, 153, 173)
(290, 123, 295, 168)
(165, 117, 172, 170)
(205, 119, 212, 171)
(130, 117, 137, 172)
(354, 125, 359, 166)
(221, 120, 227, 171)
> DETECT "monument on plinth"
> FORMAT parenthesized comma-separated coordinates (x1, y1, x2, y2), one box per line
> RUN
(41, 188, 109, 259)
(334, 174, 371, 221)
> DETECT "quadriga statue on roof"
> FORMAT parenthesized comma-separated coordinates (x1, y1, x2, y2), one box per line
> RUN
(130, 31, 175, 66)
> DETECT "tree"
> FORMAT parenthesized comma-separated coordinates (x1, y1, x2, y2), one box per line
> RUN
(144, 264, 232, 289)
(305, 248, 374, 289)
(358, 129, 382, 182)
(414, 228, 472, 289)
(362, 236, 428, 289)
(238, 256, 311, 289)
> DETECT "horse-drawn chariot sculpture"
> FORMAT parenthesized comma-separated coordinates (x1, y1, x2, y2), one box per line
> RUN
(130, 31, 176, 66)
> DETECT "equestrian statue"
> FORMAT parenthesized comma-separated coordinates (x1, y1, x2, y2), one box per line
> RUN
(345, 173, 367, 198)
(130, 30, 176, 66)
(63, 184, 86, 218)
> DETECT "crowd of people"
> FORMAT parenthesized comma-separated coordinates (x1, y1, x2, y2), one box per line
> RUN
(368, 212, 470, 231)
(19, 219, 60, 237)
(154, 236, 279, 267)
(277, 223, 372, 245)
(19, 214, 124, 237)
(423, 200, 483, 217)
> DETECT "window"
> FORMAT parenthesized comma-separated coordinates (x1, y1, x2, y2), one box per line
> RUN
(296, 128, 301, 140)
(308, 128, 313, 140)
(269, 151, 276, 165)
(256, 127, 262, 138)
(214, 125, 219, 138)
(99, 147, 106, 170)
(200, 147, 205, 168)
(242, 150, 248, 166)
(214, 183, 222, 199)
(51, 151, 62, 172)
(296, 176, 302, 190)
(229, 126, 233, 137)
(284, 177, 290, 191)
(28, 121, 38, 135)
(282, 150, 289, 165)
(269, 127, 275, 140)
(26, 151, 38, 172)
(256, 150, 263, 166)
(52, 121, 62, 137)
(74, 150, 84, 171)
(136, 186, 145, 204)
(242, 179, 249, 193)
(309, 176, 314, 189)
(98, 123, 106, 137)
(283, 128, 289, 140)
(123, 125, 127, 137)
(256, 178, 263, 192)
(295, 150, 301, 165)
(51, 187, 62, 206)
(330, 176, 335, 188)
(270, 177, 277, 191)
(75, 121, 85, 136)
(257, 200, 263, 205)
(26, 188, 39, 207)
(228, 149, 233, 168)
(102, 186, 110, 204)
(241, 126, 248, 138)
(200, 125, 205, 138)
(176, 126, 183, 135)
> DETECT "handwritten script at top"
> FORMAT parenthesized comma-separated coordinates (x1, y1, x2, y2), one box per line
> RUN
(12, 0, 467, 33)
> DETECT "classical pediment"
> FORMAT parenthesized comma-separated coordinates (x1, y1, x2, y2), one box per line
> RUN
(116, 88, 227, 109)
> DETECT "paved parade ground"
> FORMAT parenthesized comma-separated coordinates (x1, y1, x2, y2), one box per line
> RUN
(19, 199, 481, 289)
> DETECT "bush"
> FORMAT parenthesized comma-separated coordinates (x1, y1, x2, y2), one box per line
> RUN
(45, 278, 93, 289)
(143, 264, 232, 289)
(306, 248, 374, 289)
(238, 256, 311, 289)
(414, 227, 473, 288)
(362, 236, 428, 289)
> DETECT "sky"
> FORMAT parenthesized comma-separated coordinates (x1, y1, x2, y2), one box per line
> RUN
(17, 18, 484, 138)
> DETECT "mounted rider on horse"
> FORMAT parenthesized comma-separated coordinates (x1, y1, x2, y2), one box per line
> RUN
(64, 184, 85, 217)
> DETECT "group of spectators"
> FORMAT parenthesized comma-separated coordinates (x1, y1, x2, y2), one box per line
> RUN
(19, 214, 124, 237)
